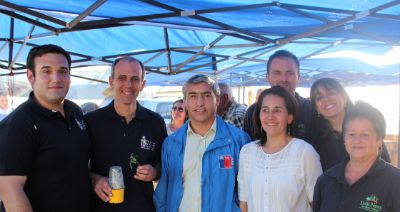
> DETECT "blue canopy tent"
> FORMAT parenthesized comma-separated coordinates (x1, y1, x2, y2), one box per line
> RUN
(0, 0, 398, 86)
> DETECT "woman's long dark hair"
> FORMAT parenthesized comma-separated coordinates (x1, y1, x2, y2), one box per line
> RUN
(253, 86, 298, 146)
(309, 78, 353, 141)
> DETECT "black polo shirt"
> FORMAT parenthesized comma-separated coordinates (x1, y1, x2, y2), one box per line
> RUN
(85, 101, 167, 212)
(244, 92, 311, 141)
(0, 92, 91, 212)
(313, 157, 400, 212)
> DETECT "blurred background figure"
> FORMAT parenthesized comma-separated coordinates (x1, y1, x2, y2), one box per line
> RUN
(255, 88, 264, 102)
(167, 99, 187, 135)
(217, 83, 247, 129)
(310, 78, 391, 171)
(0, 90, 10, 121)
(80, 102, 99, 115)
(313, 102, 400, 211)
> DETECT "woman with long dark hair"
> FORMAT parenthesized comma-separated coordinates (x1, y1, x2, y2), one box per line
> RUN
(309, 78, 390, 171)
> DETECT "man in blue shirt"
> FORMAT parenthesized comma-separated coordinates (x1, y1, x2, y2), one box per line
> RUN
(154, 74, 250, 211)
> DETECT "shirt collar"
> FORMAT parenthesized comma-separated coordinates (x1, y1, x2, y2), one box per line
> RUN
(187, 117, 217, 138)
(28, 91, 74, 118)
(104, 100, 148, 120)
(328, 156, 387, 184)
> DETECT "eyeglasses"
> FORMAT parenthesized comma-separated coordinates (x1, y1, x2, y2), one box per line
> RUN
(172, 107, 184, 112)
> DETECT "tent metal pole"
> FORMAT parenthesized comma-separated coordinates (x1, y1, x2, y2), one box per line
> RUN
(278, 4, 331, 23)
(193, 15, 272, 44)
(292, 41, 386, 46)
(178, 58, 226, 74)
(67, 0, 107, 29)
(70, 74, 108, 84)
(398, 115, 400, 167)
(163, 28, 173, 74)
(174, 49, 268, 64)
(0, 42, 8, 54)
(277, 0, 400, 45)
(103, 49, 164, 59)
(140, 0, 271, 44)
(236, 45, 274, 57)
(349, 28, 399, 46)
(143, 51, 165, 65)
(8, 18, 14, 72)
(172, 43, 263, 50)
(212, 56, 217, 71)
(217, 45, 281, 74)
(9, 24, 36, 70)
(298, 39, 347, 61)
(0, 1, 66, 26)
(173, 49, 228, 59)
(14, 32, 58, 42)
(0, 71, 25, 77)
(176, 35, 225, 71)
(0, 10, 57, 32)
(196, 3, 275, 14)
(282, 2, 400, 21)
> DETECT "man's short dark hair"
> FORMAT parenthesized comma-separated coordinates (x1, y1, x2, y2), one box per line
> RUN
(267, 50, 300, 74)
(111, 57, 145, 80)
(26, 44, 71, 76)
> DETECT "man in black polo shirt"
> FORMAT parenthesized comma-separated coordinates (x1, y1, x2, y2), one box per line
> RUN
(85, 57, 167, 211)
(243, 50, 311, 141)
(0, 44, 91, 211)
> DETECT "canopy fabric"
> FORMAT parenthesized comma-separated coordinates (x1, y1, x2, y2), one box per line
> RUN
(0, 0, 399, 86)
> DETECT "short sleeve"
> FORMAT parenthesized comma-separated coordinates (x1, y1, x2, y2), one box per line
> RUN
(312, 176, 323, 211)
(0, 117, 36, 175)
(237, 144, 250, 202)
(303, 144, 323, 203)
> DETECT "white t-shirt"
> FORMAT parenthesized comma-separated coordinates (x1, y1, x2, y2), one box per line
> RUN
(238, 138, 322, 212)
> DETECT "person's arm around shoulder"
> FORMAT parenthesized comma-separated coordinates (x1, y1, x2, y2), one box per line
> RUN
(303, 143, 323, 206)
(134, 164, 159, 182)
(237, 144, 251, 212)
(239, 201, 248, 212)
(0, 176, 33, 211)
(312, 175, 323, 211)
(91, 172, 112, 202)
(237, 128, 251, 147)
(153, 136, 172, 212)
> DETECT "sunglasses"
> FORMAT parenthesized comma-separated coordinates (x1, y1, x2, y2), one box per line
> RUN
(172, 107, 184, 112)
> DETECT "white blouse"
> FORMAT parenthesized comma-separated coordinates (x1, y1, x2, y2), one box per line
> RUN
(238, 138, 322, 212)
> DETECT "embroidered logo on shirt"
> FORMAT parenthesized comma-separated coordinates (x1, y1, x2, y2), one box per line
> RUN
(140, 136, 155, 151)
(359, 194, 382, 212)
(75, 118, 86, 130)
(219, 155, 233, 169)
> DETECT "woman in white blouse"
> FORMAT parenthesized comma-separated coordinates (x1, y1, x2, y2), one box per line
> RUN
(238, 86, 322, 212)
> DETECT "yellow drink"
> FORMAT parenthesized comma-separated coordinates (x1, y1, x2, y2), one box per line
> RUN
(109, 188, 124, 204)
